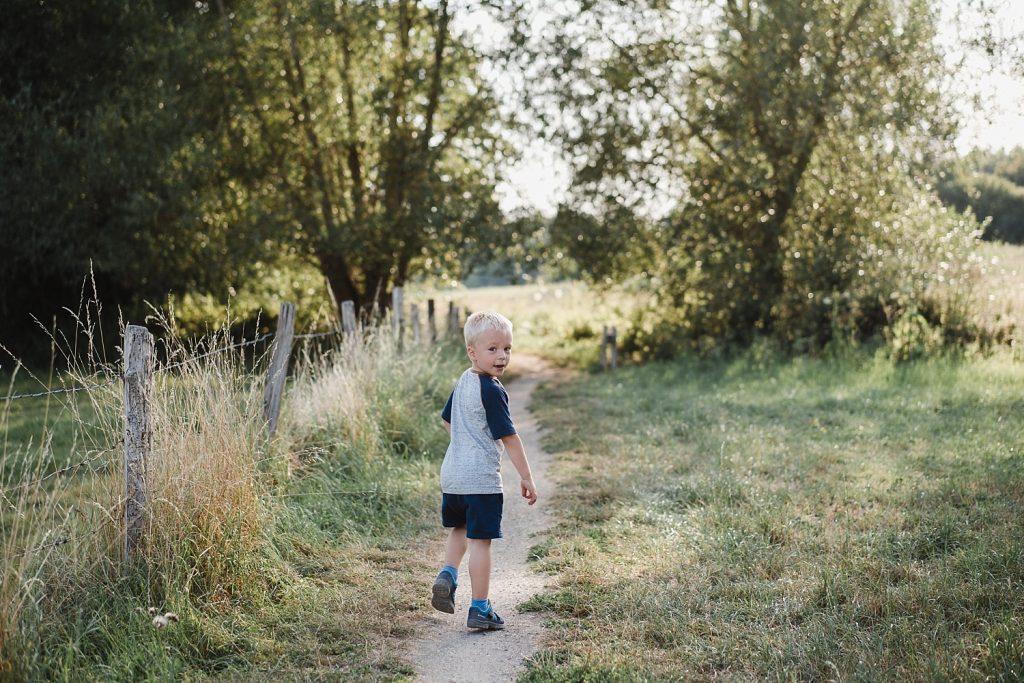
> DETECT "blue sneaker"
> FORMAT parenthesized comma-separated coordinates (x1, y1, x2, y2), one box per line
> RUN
(431, 571, 456, 614)
(467, 600, 504, 630)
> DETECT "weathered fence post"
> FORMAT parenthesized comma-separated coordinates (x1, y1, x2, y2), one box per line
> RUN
(450, 303, 462, 337)
(123, 324, 154, 562)
(392, 286, 404, 348)
(410, 303, 421, 345)
(263, 302, 295, 438)
(427, 299, 436, 344)
(341, 300, 357, 335)
(601, 325, 618, 371)
(610, 326, 618, 369)
(324, 276, 341, 329)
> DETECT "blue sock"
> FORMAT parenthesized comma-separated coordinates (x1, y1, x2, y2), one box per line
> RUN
(440, 565, 458, 584)
(471, 598, 490, 614)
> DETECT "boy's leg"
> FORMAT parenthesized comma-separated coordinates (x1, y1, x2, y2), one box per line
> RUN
(434, 495, 470, 614)
(444, 526, 468, 568)
(466, 539, 504, 629)
(432, 527, 465, 613)
(468, 538, 492, 600)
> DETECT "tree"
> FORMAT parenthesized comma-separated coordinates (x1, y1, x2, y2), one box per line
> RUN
(1, 1, 520, 361)
(209, 0, 514, 313)
(539, 0, 982, 352)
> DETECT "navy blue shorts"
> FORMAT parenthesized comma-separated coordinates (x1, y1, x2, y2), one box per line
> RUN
(441, 493, 504, 539)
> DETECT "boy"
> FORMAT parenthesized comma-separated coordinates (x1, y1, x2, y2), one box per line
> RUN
(431, 311, 538, 630)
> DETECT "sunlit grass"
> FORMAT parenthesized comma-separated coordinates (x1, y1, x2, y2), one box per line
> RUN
(524, 348, 1024, 680)
(2, 314, 466, 681)
(975, 241, 1024, 353)
(411, 281, 646, 367)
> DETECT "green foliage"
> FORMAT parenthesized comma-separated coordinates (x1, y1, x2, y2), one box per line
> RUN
(971, 146, 1024, 187)
(939, 168, 1024, 244)
(1, 0, 523, 361)
(887, 308, 943, 362)
(540, 0, 983, 356)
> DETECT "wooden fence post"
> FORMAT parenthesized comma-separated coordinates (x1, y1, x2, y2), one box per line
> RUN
(324, 276, 341, 330)
(447, 302, 456, 336)
(601, 325, 618, 371)
(263, 302, 296, 438)
(427, 299, 436, 343)
(410, 303, 421, 345)
(610, 326, 618, 369)
(341, 300, 357, 335)
(392, 286, 404, 348)
(123, 324, 154, 562)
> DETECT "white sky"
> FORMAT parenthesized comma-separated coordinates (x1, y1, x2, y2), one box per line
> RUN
(491, 1, 1024, 216)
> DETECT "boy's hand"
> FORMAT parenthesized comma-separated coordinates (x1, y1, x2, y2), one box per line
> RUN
(520, 478, 538, 505)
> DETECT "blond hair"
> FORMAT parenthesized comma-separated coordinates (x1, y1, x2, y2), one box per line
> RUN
(463, 311, 513, 347)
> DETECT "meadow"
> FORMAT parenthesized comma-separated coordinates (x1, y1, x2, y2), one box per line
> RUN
(1, 242, 1021, 680)
(521, 349, 1024, 680)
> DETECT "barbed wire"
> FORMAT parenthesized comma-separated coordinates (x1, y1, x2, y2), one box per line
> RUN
(158, 331, 275, 374)
(3, 327, 349, 403)
(6, 523, 108, 562)
(270, 488, 383, 498)
(294, 330, 339, 341)
(2, 441, 122, 496)
(0, 377, 120, 403)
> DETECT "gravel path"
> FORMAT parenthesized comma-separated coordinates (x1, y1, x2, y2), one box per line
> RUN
(407, 354, 556, 683)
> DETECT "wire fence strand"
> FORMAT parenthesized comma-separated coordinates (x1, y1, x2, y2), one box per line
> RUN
(3, 326, 343, 402)
(158, 331, 275, 374)
(1, 377, 120, 403)
(2, 441, 122, 495)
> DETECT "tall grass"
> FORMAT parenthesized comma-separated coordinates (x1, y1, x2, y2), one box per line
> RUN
(2, 310, 464, 680)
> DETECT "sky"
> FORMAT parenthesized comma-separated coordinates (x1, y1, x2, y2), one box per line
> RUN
(493, 1, 1024, 216)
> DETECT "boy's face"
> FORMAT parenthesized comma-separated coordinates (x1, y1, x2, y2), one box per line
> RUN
(467, 328, 513, 378)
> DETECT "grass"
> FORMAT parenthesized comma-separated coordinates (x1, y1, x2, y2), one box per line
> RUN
(522, 348, 1024, 681)
(975, 241, 1024, 351)
(2, 319, 467, 681)
(3, 240, 1021, 679)
(410, 281, 645, 367)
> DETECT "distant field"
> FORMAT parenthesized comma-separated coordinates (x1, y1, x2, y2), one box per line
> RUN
(975, 241, 1024, 347)
(412, 281, 645, 366)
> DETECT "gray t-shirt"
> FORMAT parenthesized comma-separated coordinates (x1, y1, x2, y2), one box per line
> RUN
(439, 368, 517, 494)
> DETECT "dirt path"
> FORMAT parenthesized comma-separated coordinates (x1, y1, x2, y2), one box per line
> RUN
(406, 354, 557, 683)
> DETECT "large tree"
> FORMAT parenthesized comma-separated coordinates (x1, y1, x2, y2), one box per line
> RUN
(539, 0, 983, 351)
(1, 0, 518, 361)
(207, 0, 513, 312)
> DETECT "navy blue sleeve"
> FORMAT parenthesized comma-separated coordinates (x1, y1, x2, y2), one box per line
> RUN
(479, 375, 516, 439)
(441, 390, 454, 423)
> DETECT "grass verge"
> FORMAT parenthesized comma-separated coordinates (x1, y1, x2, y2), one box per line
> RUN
(2, 324, 465, 681)
(523, 348, 1024, 681)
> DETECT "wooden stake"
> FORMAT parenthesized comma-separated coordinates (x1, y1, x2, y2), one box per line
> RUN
(392, 287, 404, 348)
(123, 324, 154, 562)
(341, 300, 357, 334)
(427, 299, 436, 343)
(410, 303, 421, 345)
(263, 302, 295, 438)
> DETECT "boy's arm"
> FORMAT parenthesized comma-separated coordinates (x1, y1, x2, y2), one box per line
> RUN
(442, 419, 451, 435)
(500, 433, 537, 505)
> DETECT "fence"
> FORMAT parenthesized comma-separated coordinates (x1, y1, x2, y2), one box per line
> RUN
(2, 290, 465, 564)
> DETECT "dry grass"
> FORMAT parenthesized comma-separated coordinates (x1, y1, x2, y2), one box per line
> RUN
(2, 303, 464, 680)
(975, 241, 1024, 352)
